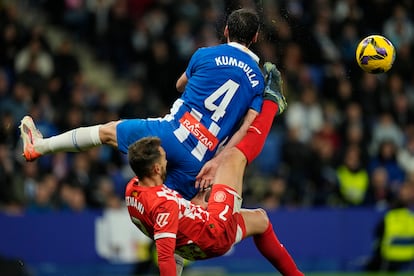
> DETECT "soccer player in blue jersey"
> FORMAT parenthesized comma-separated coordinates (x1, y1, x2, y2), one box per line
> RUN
(20, 9, 287, 200)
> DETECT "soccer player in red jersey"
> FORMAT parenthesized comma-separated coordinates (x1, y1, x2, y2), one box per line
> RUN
(125, 63, 303, 275)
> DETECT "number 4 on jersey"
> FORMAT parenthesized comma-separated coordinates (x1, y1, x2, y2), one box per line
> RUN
(204, 79, 240, 122)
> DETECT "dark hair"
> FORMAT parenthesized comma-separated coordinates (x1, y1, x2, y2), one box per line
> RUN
(227, 8, 260, 46)
(128, 137, 162, 179)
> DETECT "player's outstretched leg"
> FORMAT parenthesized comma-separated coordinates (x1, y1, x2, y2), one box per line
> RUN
(19, 115, 103, 161)
(242, 209, 304, 276)
(236, 62, 287, 164)
(236, 99, 278, 164)
(20, 116, 43, 161)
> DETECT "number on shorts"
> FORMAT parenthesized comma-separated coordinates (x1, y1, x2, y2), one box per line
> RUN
(219, 204, 230, 221)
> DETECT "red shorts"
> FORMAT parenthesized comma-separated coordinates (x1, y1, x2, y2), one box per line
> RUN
(198, 184, 246, 257)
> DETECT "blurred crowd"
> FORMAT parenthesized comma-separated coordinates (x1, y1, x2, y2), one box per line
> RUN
(0, 0, 414, 214)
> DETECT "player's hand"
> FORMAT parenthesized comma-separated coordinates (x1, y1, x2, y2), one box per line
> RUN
(195, 158, 219, 190)
(263, 62, 287, 115)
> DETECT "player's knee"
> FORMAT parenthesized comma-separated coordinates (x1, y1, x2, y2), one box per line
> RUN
(222, 147, 247, 166)
(99, 121, 121, 146)
(244, 208, 269, 235)
(255, 208, 270, 231)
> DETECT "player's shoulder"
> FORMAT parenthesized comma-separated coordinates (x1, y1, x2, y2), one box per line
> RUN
(149, 186, 181, 215)
(155, 185, 182, 201)
(194, 44, 227, 56)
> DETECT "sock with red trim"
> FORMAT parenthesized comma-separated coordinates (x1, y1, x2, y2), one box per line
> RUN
(236, 100, 278, 163)
(253, 222, 304, 276)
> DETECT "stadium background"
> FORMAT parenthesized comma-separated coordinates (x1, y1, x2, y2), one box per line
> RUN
(0, 0, 414, 275)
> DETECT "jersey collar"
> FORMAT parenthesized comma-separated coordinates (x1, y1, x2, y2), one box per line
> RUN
(227, 42, 260, 64)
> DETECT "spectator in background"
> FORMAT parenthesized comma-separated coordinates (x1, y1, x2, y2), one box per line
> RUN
(26, 173, 58, 213)
(62, 0, 89, 40)
(338, 102, 371, 152)
(334, 79, 356, 112)
(261, 175, 287, 210)
(340, 121, 369, 168)
(368, 140, 405, 194)
(0, 69, 11, 100)
(337, 22, 360, 69)
(0, 4, 27, 73)
(369, 112, 404, 157)
(129, 17, 150, 66)
(0, 111, 18, 148)
(356, 72, 384, 124)
(397, 133, 414, 177)
(309, 119, 341, 206)
(85, 0, 115, 57)
(87, 176, 117, 209)
(383, 4, 414, 51)
(52, 38, 80, 91)
(0, 81, 33, 126)
(17, 58, 47, 104)
(390, 92, 414, 129)
(365, 180, 414, 272)
(321, 61, 347, 102)
(281, 127, 314, 206)
(285, 85, 324, 144)
(118, 80, 160, 119)
(392, 42, 414, 82)
(105, 0, 133, 77)
(364, 167, 394, 210)
(14, 38, 54, 80)
(308, 4, 341, 64)
(282, 42, 304, 97)
(66, 152, 92, 189)
(146, 39, 180, 111)
(171, 19, 196, 64)
(59, 178, 87, 212)
(0, 145, 22, 214)
(336, 144, 369, 206)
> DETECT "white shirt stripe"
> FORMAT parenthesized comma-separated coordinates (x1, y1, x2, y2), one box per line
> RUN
(154, 232, 177, 240)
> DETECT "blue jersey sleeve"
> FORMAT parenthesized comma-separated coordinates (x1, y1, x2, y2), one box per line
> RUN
(185, 48, 203, 79)
(250, 92, 263, 113)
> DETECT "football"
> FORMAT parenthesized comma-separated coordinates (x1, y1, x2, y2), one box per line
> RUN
(355, 34, 396, 74)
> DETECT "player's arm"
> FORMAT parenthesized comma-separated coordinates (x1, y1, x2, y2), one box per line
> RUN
(195, 108, 258, 189)
(220, 108, 259, 151)
(156, 237, 177, 275)
(176, 72, 188, 92)
(153, 202, 180, 275)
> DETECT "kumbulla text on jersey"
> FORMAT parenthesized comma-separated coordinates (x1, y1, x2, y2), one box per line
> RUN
(125, 196, 144, 214)
(215, 56, 259, 87)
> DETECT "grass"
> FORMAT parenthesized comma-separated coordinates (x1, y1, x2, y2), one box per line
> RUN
(186, 273, 414, 276)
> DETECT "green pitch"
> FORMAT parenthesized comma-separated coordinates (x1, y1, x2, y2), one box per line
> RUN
(186, 273, 414, 276)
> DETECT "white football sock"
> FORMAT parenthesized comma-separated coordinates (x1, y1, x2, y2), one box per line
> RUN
(35, 125, 102, 154)
(174, 254, 184, 276)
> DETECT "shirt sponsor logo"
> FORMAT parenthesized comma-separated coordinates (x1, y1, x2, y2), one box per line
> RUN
(156, 213, 170, 228)
(179, 112, 218, 151)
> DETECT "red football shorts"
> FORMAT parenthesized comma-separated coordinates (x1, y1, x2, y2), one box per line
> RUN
(201, 184, 246, 256)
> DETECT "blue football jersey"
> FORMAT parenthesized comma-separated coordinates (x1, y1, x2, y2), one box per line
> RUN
(167, 42, 265, 163)
(116, 42, 265, 199)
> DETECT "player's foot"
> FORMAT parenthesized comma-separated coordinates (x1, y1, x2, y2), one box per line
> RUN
(263, 62, 288, 115)
(20, 116, 43, 162)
